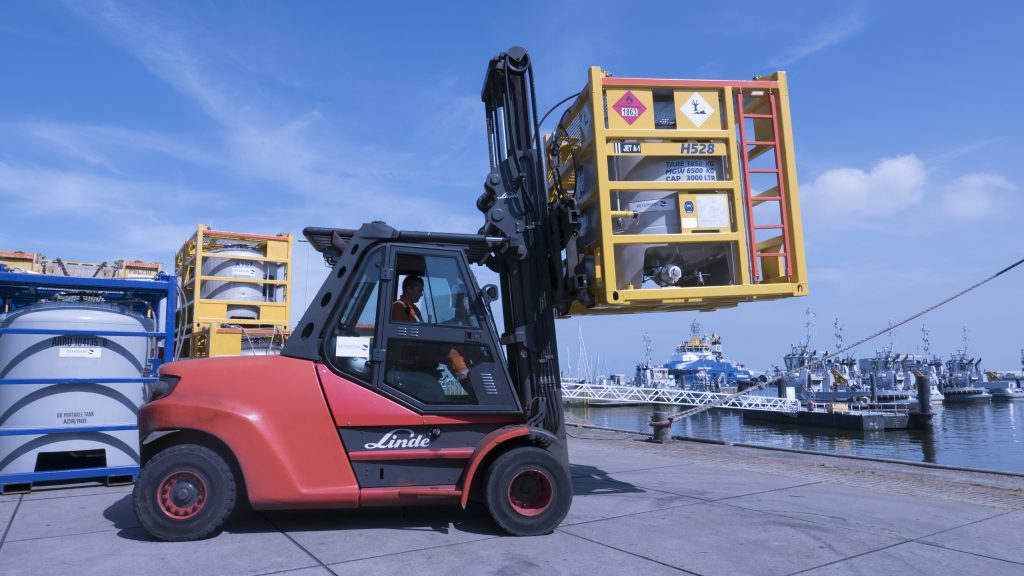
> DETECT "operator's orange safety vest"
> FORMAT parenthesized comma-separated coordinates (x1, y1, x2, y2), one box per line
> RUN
(392, 297, 423, 323)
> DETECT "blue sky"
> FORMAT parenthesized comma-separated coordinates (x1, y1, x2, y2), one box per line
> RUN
(2, 1, 1021, 374)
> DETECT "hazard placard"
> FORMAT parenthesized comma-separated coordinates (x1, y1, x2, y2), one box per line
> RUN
(613, 91, 647, 125)
(674, 91, 722, 130)
(605, 88, 654, 130)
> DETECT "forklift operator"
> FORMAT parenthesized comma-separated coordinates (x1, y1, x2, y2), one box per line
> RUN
(392, 275, 425, 322)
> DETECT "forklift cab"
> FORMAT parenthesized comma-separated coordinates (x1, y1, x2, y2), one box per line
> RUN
(322, 243, 520, 414)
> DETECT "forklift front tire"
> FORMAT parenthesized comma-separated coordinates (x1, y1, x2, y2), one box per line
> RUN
(133, 444, 238, 541)
(484, 446, 571, 536)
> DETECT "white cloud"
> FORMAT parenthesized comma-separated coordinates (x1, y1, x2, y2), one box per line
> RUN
(940, 173, 1015, 219)
(0, 163, 212, 218)
(65, 3, 480, 228)
(801, 154, 927, 218)
(24, 122, 219, 170)
(770, 12, 864, 67)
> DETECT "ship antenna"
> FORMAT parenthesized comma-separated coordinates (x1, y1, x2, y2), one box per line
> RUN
(833, 318, 843, 352)
(887, 320, 895, 354)
(803, 307, 815, 351)
(921, 324, 930, 357)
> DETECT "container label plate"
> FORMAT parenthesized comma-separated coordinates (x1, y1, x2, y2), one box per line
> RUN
(697, 195, 730, 228)
(59, 347, 102, 358)
(231, 264, 258, 278)
(335, 336, 371, 358)
(628, 198, 673, 213)
(662, 159, 720, 181)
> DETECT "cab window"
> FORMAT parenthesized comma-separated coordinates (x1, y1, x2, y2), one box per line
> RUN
(326, 248, 382, 382)
(391, 255, 484, 328)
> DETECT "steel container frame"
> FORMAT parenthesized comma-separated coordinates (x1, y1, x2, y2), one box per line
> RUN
(548, 67, 808, 314)
(0, 271, 175, 491)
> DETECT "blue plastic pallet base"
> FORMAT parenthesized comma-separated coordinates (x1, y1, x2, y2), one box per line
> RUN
(1, 465, 139, 493)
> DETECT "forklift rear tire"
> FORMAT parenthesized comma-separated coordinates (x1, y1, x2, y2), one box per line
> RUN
(133, 444, 238, 541)
(484, 446, 571, 536)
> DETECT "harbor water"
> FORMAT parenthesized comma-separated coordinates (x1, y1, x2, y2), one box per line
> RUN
(566, 400, 1024, 474)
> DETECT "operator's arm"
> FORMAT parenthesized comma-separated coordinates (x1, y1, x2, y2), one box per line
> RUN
(447, 347, 469, 381)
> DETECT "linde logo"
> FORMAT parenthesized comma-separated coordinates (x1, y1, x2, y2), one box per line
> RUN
(497, 192, 519, 200)
(363, 429, 431, 450)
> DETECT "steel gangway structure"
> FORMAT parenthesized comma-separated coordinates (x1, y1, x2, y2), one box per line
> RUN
(561, 381, 800, 413)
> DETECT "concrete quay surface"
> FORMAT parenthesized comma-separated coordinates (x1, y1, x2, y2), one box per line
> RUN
(2, 428, 1023, 576)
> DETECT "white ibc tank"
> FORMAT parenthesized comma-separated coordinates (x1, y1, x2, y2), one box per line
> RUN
(200, 246, 266, 319)
(0, 302, 153, 475)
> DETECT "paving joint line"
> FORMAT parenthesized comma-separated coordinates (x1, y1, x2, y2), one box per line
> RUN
(785, 540, 909, 576)
(704, 480, 823, 502)
(255, 565, 330, 576)
(910, 539, 1024, 567)
(0, 524, 140, 546)
(560, 500, 703, 529)
(319, 534, 505, 566)
(709, 498, 918, 545)
(258, 512, 339, 576)
(908, 507, 1019, 541)
(259, 514, 506, 567)
(555, 528, 701, 575)
(0, 494, 24, 555)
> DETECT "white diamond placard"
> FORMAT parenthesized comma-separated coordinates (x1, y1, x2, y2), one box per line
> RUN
(681, 93, 714, 128)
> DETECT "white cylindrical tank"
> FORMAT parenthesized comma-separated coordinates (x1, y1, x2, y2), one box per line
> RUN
(200, 246, 266, 319)
(0, 302, 153, 475)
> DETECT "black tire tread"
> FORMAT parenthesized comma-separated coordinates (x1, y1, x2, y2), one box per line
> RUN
(133, 443, 237, 542)
(483, 446, 571, 536)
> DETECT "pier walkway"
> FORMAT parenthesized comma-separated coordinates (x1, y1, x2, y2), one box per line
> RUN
(563, 381, 802, 412)
(2, 429, 1023, 575)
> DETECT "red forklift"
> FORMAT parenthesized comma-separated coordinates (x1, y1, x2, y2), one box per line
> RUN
(134, 47, 584, 540)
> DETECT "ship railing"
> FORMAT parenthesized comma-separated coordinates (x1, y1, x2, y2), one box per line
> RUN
(561, 382, 801, 413)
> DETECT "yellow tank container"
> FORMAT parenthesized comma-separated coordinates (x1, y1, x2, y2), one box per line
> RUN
(548, 67, 808, 314)
(175, 225, 293, 330)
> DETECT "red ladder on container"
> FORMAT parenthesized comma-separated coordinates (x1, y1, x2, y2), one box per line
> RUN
(736, 90, 792, 282)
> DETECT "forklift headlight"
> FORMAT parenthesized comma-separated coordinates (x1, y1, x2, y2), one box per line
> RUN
(145, 375, 180, 402)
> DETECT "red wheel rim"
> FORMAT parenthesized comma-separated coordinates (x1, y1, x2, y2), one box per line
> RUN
(508, 469, 553, 517)
(157, 471, 208, 520)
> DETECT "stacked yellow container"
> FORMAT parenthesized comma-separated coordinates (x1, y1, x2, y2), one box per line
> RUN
(174, 225, 292, 358)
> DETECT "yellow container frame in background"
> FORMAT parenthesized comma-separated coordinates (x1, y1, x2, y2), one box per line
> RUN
(548, 67, 808, 314)
(0, 251, 42, 273)
(179, 324, 290, 359)
(175, 225, 293, 331)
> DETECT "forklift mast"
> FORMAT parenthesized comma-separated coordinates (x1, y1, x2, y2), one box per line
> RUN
(477, 46, 579, 438)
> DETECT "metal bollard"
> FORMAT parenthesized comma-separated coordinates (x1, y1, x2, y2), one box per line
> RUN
(870, 373, 878, 403)
(916, 373, 932, 416)
(651, 410, 672, 444)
